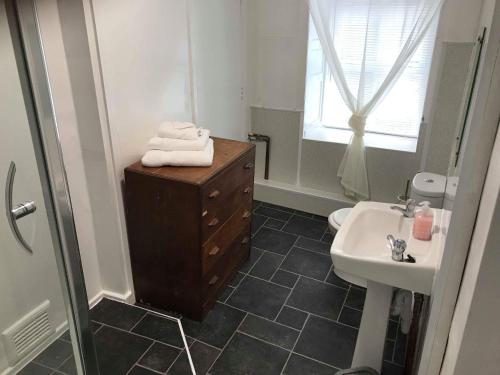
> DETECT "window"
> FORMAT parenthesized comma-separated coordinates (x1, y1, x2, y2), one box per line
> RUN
(304, 4, 438, 148)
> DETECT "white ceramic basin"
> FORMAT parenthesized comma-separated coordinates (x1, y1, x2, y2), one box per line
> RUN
(331, 201, 450, 295)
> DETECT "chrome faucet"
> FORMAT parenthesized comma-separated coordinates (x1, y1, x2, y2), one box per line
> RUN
(390, 198, 416, 218)
(387, 234, 407, 262)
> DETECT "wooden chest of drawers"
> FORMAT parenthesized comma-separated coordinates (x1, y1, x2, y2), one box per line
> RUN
(124, 138, 255, 320)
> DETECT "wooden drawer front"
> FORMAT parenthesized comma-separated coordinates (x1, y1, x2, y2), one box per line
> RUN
(202, 176, 253, 241)
(201, 150, 255, 239)
(202, 204, 251, 274)
(202, 230, 250, 299)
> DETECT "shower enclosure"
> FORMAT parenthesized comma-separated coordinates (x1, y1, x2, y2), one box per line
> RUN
(0, 0, 98, 373)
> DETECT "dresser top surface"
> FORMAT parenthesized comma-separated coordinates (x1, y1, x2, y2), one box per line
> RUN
(125, 137, 255, 185)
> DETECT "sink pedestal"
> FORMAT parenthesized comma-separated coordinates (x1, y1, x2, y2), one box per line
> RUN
(352, 281, 393, 372)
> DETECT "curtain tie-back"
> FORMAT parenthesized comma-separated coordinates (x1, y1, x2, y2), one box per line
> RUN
(348, 114, 367, 137)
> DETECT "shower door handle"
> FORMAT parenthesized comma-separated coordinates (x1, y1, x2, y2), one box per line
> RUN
(5, 161, 35, 254)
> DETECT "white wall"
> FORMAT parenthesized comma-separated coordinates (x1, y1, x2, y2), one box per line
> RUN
(90, 0, 193, 179)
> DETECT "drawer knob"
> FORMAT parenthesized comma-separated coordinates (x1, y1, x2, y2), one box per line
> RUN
(208, 218, 219, 227)
(242, 210, 251, 219)
(202, 210, 208, 217)
(208, 246, 220, 256)
(244, 162, 254, 170)
(209, 190, 220, 199)
(243, 186, 252, 194)
(241, 237, 250, 245)
(209, 275, 219, 286)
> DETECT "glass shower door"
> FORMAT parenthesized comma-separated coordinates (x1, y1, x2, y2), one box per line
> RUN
(0, 1, 98, 374)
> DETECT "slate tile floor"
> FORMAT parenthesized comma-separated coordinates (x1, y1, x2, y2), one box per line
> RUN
(23, 201, 407, 375)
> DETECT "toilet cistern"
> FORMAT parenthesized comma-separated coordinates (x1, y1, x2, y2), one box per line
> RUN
(390, 198, 416, 218)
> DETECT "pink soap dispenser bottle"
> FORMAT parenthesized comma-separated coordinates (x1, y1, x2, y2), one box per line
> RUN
(413, 201, 433, 241)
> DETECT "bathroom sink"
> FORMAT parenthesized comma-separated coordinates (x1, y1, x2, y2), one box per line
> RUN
(331, 201, 450, 295)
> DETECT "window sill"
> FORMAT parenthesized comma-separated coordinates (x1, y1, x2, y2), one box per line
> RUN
(303, 124, 418, 153)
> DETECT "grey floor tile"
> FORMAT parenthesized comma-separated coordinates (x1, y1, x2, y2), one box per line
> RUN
(209, 333, 289, 375)
(294, 315, 357, 369)
(281, 247, 332, 280)
(132, 314, 184, 348)
(345, 287, 366, 311)
(381, 361, 405, 375)
(264, 218, 286, 230)
(253, 200, 262, 210)
(287, 278, 347, 321)
(255, 206, 293, 221)
(384, 340, 395, 361)
(238, 315, 298, 350)
(167, 341, 220, 375)
(321, 232, 335, 244)
(252, 227, 297, 255)
(338, 306, 363, 328)
(293, 209, 315, 218)
(18, 363, 52, 375)
(59, 321, 102, 343)
(182, 303, 245, 349)
(276, 306, 308, 330)
(239, 247, 264, 273)
(128, 366, 159, 375)
(394, 329, 408, 365)
(325, 271, 350, 289)
(283, 353, 338, 375)
(33, 340, 73, 369)
(138, 342, 180, 373)
(168, 341, 219, 375)
(295, 237, 331, 254)
(95, 326, 152, 375)
(282, 215, 327, 240)
(57, 356, 76, 375)
(90, 298, 146, 330)
(387, 320, 398, 341)
(226, 276, 290, 320)
(251, 214, 267, 235)
(261, 202, 294, 213)
(227, 272, 246, 287)
(249, 252, 284, 280)
(217, 285, 235, 302)
(271, 269, 299, 288)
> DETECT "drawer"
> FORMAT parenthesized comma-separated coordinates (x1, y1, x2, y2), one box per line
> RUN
(202, 205, 251, 274)
(201, 151, 255, 239)
(201, 176, 253, 241)
(202, 229, 250, 300)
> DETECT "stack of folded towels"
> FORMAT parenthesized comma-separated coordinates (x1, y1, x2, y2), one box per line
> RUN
(141, 121, 214, 167)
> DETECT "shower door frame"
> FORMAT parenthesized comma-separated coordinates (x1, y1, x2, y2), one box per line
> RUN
(4, 0, 100, 373)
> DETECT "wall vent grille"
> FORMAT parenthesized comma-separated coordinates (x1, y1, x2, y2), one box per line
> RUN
(2, 300, 54, 366)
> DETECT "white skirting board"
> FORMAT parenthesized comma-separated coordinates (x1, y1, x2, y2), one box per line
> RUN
(254, 178, 355, 217)
(88, 289, 134, 309)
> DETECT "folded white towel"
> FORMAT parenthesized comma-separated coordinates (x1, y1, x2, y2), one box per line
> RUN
(148, 129, 210, 152)
(141, 138, 214, 167)
(158, 121, 202, 140)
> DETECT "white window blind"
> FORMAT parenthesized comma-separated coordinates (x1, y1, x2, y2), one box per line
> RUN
(304, 2, 438, 139)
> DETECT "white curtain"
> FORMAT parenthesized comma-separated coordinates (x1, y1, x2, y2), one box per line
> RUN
(307, 0, 444, 201)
